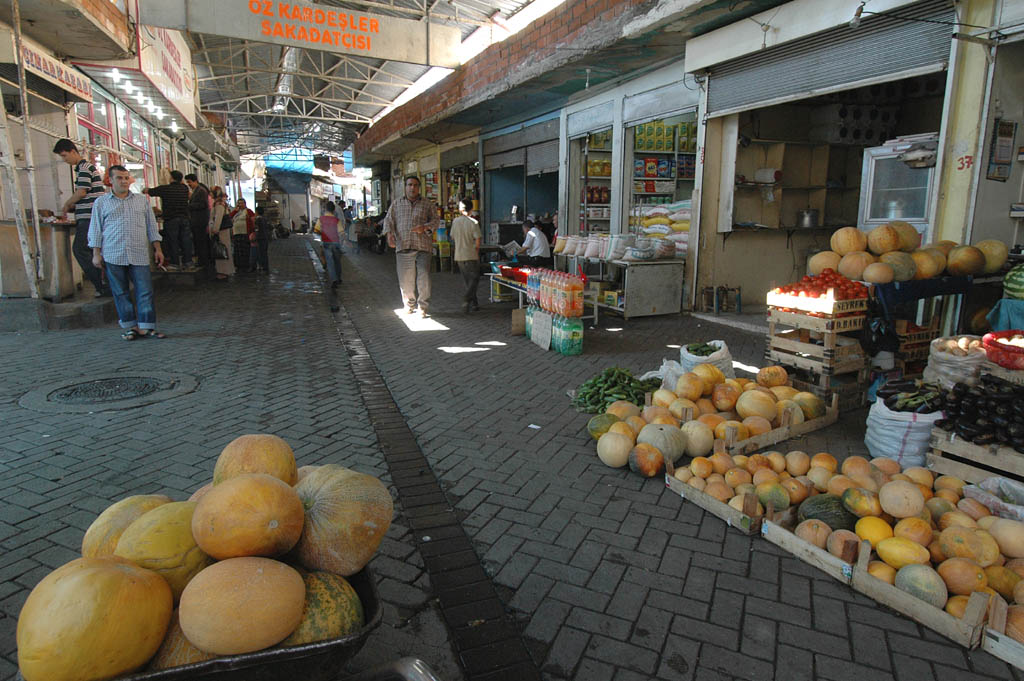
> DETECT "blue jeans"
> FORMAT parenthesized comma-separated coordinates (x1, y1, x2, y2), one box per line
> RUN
(105, 264, 156, 330)
(323, 241, 343, 283)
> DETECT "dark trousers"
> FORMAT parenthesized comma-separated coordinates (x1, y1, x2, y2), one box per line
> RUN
(162, 216, 193, 267)
(232, 234, 250, 270)
(73, 218, 106, 293)
(458, 260, 481, 307)
(254, 239, 269, 272)
(190, 211, 211, 267)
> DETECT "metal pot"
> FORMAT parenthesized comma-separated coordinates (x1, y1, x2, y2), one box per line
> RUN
(796, 209, 819, 229)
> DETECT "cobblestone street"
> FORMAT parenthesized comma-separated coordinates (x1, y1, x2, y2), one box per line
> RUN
(0, 236, 1019, 681)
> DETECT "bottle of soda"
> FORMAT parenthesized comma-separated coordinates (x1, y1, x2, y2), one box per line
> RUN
(570, 275, 584, 318)
(525, 304, 534, 339)
(565, 316, 584, 355)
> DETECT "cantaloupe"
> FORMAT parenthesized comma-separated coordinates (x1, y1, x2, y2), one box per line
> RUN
(984, 565, 1021, 600)
(895, 563, 948, 608)
(976, 239, 1009, 274)
(862, 262, 894, 284)
(808, 250, 842, 276)
(946, 245, 986, 276)
(795, 519, 831, 549)
(785, 451, 811, 477)
(826, 529, 861, 561)
(937, 557, 988, 595)
(938, 526, 987, 563)
(856, 516, 894, 548)
(838, 251, 877, 280)
(988, 518, 1024, 558)
(879, 480, 925, 519)
(793, 393, 826, 420)
(889, 221, 921, 252)
(911, 250, 943, 279)
(597, 432, 632, 468)
(628, 443, 665, 478)
(867, 224, 902, 255)
(893, 517, 933, 547)
(82, 494, 174, 558)
(830, 227, 868, 256)
(680, 421, 714, 458)
(736, 390, 777, 421)
(877, 536, 931, 569)
(214, 434, 298, 486)
(880, 251, 917, 282)
(674, 374, 705, 402)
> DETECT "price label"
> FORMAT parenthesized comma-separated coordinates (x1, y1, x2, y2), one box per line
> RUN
(532, 310, 552, 350)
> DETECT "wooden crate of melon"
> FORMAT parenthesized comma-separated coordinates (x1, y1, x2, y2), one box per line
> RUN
(751, 453, 1024, 658)
(588, 363, 838, 479)
(14, 434, 388, 681)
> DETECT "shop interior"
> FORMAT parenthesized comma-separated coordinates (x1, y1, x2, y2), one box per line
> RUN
(485, 157, 557, 246)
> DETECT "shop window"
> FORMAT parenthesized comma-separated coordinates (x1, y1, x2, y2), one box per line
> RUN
(569, 129, 613, 235)
(626, 112, 696, 235)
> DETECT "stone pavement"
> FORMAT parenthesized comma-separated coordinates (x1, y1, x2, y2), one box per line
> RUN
(0, 235, 1019, 681)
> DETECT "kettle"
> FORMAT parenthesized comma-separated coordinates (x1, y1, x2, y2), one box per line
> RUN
(796, 209, 819, 229)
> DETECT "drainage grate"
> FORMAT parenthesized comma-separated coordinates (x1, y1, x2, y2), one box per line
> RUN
(19, 372, 199, 413)
(48, 377, 168, 404)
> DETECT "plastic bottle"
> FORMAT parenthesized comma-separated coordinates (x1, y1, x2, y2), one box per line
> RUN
(558, 273, 569, 316)
(565, 316, 584, 355)
(525, 304, 534, 339)
(554, 315, 565, 354)
(570, 275, 584, 318)
(540, 270, 550, 311)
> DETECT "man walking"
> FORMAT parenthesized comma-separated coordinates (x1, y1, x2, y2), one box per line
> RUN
(319, 201, 343, 288)
(53, 139, 109, 297)
(382, 176, 438, 317)
(144, 170, 191, 270)
(89, 165, 166, 340)
(451, 201, 482, 313)
(184, 173, 210, 269)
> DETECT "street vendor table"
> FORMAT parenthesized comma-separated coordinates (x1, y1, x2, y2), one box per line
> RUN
(487, 274, 527, 307)
(873, 274, 1002, 335)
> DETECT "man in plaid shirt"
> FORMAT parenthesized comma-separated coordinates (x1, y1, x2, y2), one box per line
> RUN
(89, 165, 167, 340)
(382, 176, 438, 317)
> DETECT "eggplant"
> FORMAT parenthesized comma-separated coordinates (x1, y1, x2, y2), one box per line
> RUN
(956, 423, 982, 440)
(968, 387, 987, 400)
(876, 387, 901, 400)
(996, 403, 1012, 418)
(973, 432, 997, 446)
(996, 429, 1010, 444)
(992, 415, 1011, 429)
(1010, 423, 1024, 439)
(953, 383, 970, 396)
(883, 395, 901, 410)
(934, 419, 952, 431)
(975, 417, 994, 432)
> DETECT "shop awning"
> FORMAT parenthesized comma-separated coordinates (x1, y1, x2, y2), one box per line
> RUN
(0, 29, 91, 103)
(74, 25, 198, 134)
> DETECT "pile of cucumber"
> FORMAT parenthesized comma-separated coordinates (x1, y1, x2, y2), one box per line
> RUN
(572, 367, 661, 413)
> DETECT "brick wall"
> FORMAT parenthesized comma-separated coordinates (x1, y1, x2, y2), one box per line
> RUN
(354, 0, 647, 158)
(74, 0, 132, 48)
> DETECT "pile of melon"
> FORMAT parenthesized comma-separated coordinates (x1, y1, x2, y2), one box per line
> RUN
(588, 363, 826, 479)
(777, 454, 1024, 642)
(16, 434, 393, 681)
(807, 223, 1008, 284)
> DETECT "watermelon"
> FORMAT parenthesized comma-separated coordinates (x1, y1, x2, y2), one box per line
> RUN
(1006, 264, 1024, 300)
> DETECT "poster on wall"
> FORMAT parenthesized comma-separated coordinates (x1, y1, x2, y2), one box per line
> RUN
(986, 118, 1017, 182)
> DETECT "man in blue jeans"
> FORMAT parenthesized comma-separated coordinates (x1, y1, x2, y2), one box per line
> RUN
(89, 165, 167, 340)
(53, 138, 110, 297)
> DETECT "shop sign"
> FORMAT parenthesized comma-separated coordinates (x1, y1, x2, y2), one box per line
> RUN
(138, 0, 460, 67)
(0, 31, 91, 101)
(310, 180, 331, 199)
(138, 26, 196, 127)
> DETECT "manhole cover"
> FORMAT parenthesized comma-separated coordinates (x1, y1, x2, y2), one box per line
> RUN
(19, 372, 199, 413)
(49, 377, 168, 404)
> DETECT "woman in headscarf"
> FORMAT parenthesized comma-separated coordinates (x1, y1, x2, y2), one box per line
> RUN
(209, 186, 233, 280)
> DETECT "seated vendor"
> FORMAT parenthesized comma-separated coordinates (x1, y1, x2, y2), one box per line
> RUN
(517, 220, 552, 268)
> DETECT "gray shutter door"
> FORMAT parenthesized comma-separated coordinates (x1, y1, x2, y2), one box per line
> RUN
(526, 140, 558, 175)
(623, 78, 700, 126)
(484, 148, 525, 170)
(441, 143, 477, 168)
(706, 0, 954, 117)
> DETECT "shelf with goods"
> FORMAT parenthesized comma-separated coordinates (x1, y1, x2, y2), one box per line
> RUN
(627, 112, 697, 238)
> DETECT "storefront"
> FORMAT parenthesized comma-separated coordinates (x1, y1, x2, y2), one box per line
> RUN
(686, 0, 958, 310)
(439, 140, 479, 228)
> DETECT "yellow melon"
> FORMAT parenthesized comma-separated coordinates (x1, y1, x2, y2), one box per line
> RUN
(862, 262, 894, 284)
(976, 239, 1009, 274)
(889, 221, 921, 252)
(830, 227, 869, 256)
(880, 251, 917, 282)
(82, 495, 174, 558)
(946, 245, 986, 276)
(911, 250, 943, 279)
(808, 251, 842, 276)
(867, 224, 902, 255)
(838, 251, 877, 280)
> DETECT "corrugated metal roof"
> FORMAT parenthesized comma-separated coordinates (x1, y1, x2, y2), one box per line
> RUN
(190, 0, 536, 156)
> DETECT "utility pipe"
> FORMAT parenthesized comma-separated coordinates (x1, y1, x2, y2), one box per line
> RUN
(11, 0, 44, 282)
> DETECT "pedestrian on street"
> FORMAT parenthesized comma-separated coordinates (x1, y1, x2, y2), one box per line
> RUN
(345, 201, 360, 255)
(229, 198, 255, 272)
(516, 219, 552, 268)
(144, 170, 192, 270)
(253, 206, 271, 273)
(451, 200, 482, 314)
(88, 165, 166, 340)
(319, 201, 343, 288)
(209, 186, 233, 281)
(184, 173, 211, 270)
(382, 175, 439, 317)
(53, 139, 110, 297)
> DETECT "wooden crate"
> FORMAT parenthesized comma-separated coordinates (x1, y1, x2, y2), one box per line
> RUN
(766, 347, 866, 376)
(768, 328, 865, 368)
(894, 318, 941, 344)
(984, 362, 1024, 386)
(896, 342, 931, 362)
(723, 394, 841, 455)
(928, 429, 1024, 484)
(983, 599, 1024, 671)
(766, 292, 868, 316)
(664, 456, 796, 535)
(760, 519, 856, 584)
(792, 374, 867, 411)
(768, 308, 865, 333)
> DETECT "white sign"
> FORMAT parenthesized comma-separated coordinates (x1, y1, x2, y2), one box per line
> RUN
(138, 0, 461, 67)
(0, 30, 92, 101)
(532, 310, 552, 351)
(138, 26, 196, 128)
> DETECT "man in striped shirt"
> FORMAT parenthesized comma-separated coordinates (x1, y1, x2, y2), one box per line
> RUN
(54, 139, 109, 297)
(382, 175, 439, 317)
(89, 165, 167, 340)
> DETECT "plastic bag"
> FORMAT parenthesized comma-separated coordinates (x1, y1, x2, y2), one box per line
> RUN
(963, 477, 1024, 521)
(553, 236, 567, 254)
(921, 335, 987, 389)
(622, 247, 655, 261)
(863, 400, 944, 467)
(584, 236, 603, 259)
(679, 340, 736, 379)
(605, 233, 634, 260)
(638, 359, 688, 392)
(654, 240, 676, 259)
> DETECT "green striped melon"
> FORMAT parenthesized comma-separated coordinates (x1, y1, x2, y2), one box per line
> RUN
(1005, 263, 1024, 300)
(280, 571, 364, 646)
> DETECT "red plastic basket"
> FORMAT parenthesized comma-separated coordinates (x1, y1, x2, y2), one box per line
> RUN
(982, 330, 1024, 370)
(512, 268, 531, 284)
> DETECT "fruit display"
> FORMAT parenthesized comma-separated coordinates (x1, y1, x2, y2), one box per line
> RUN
(572, 366, 662, 413)
(15, 433, 386, 681)
(994, 334, 1024, 348)
(934, 374, 1024, 451)
(769, 270, 869, 307)
(932, 335, 985, 357)
(876, 379, 944, 414)
(589, 362, 828, 478)
(768, 452, 1024, 643)
(808, 227, 1008, 282)
(1004, 263, 1024, 300)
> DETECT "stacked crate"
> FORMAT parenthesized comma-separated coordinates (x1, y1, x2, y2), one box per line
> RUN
(893, 318, 940, 378)
(766, 293, 869, 410)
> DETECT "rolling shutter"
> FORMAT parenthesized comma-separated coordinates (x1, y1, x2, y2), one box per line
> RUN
(526, 140, 558, 175)
(484, 148, 524, 170)
(706, 0, 955, 117)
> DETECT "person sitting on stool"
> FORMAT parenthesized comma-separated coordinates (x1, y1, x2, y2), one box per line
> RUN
(517, 219, 552, 267)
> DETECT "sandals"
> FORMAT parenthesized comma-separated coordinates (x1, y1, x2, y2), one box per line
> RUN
(139, 330, 167, 339)
(121, 329, 141, 341)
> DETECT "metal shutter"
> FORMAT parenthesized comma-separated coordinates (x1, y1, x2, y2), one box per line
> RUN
(706, 0, 955, 117)
(526, 140, 558, 175)
(567, 100, 614, 138)
(623, 78, 700, 126)
(484, 148, 524, 170)
(418, 154, 438, 173)
(441, 143, 477, 168)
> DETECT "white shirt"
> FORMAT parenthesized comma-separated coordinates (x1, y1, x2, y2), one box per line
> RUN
(522, 227, 551, 258)
(88, 191, 161, 266)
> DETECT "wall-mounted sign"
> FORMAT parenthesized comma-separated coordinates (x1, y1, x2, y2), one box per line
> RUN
(0, 30, 91, 101)
(986, 118, 1017, 182)
(138, 0, 460, 67)
(138, 26, 197, 127)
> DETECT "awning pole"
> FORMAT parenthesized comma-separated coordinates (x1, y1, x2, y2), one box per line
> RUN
(11, 0, 45, 282)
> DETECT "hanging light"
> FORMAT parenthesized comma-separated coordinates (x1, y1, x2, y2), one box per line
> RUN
(170, 121, 179, 133)
(111, 68, 121, 83)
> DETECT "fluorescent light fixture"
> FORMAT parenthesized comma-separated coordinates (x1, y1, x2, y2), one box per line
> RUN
(135, 93, 144, 104)
(170, 121, 178, 132)
(111, 68, 121, 82)
(124, 163, 144, 170)
(122, 81, 132, 94)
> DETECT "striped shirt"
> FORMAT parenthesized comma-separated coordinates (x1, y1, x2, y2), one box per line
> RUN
(381, 195, 439, 253)
(73, 160, 105, 220)
(146, 181, 190, 220)
(88, 191, 161, 266)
